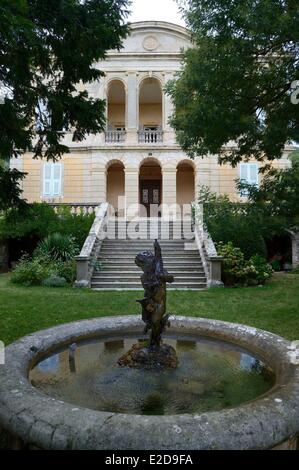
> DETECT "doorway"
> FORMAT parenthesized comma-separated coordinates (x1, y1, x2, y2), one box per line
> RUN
(140, 180, 162, 217)
(139, 159, 162, 217)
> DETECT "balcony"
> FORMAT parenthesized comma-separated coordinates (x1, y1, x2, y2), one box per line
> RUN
(138, 129, 163, 144)
(105, 129, 126, 144)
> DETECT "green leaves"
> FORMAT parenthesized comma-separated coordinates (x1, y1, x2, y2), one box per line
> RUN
(0, 0, 130, 162)
(169, 0, 299, 164)
(0, 166, 27, 211)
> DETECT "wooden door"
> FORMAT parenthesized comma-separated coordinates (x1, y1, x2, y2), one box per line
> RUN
(140, 180, 162, 217)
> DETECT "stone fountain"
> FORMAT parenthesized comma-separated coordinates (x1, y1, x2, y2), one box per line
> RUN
(0, 243, 299, 449)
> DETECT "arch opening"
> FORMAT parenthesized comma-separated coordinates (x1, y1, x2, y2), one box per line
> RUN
(176, 162, 195, 212)
(106, 80, 126, 143)
(139, 78, 163, 143)
(106, 161, 125, 217)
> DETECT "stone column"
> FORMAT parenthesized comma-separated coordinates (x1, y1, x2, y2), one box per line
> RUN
(0, 241, 9, 273)
(125, 167, 139, 218)
(208, 256, 224, 288)
(163, 73, 175, 144)
(162, 167, 177, 218)
(90, 158, 107, 204)
(290, 232, 299, 268)
(126, 73, 138, 144)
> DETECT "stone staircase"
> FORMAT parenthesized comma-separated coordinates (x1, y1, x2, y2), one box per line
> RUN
(91, 220, 207, 290)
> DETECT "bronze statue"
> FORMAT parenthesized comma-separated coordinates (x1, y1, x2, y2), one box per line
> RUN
(118, 240, 178, 369)
(135, 240, 174, 350)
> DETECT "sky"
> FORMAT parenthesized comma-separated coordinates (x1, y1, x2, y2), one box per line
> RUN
(128, 0, 185, 27)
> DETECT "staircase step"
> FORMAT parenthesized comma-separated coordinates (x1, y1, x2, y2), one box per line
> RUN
(90, 218, 207, 290)
(92, 275, 206, 281)
(99, 268, 204, 273)
(96, 270, 205, 275)
(91, 282, 207, 290)
(100, 250, 198, 255)
(98, 258, 202, 268)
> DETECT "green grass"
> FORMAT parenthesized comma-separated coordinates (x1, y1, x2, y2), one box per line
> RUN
(0, 273, 299, 345)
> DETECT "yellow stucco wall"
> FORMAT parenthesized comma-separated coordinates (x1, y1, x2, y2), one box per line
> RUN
(177, 166, 195, 205)
(19, 151, 292, 207)
(107, 165, 125, 209)
(139, 104, 162, 127)
(108, 104, 126, 126)
(22, 152, 88, 204)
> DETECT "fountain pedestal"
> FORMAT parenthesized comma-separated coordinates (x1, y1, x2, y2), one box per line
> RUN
(118, 342, 178, 370)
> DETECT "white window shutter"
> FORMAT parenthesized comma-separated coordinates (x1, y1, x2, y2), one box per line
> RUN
(53, 164, 62, 196)
(43, 164, 52, 196)
(43, 163, 62, 197)
(249, 164, 259, 186)
(239, 164, 248, 182)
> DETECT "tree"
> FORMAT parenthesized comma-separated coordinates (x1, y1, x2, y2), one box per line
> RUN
(0, 164, 26, 211)
(238, 150, 299, 230)
(167, 0, 299, 165)
(0, 0, 129, 205)
(199, 151, 299, 258)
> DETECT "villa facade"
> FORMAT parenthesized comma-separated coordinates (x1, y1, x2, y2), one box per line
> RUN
(11, 21, 293, 216)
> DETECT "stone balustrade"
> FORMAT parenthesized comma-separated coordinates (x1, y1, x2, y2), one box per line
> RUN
(75, 203, 109, 288)
(49, 203, 98, 215)
(105, 130, 126, 143)
(138, 130, 163, 144)
(191, 202, 224, 288)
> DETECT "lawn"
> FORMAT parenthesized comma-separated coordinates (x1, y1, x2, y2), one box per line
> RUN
(0, 273, 299, 345)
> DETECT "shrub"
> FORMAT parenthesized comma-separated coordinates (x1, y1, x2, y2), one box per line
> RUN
(0, 203, 95, 256)
(42, 276, 67, 288)
(217, 242, 273, 287)
(247, 255, 273, 286)
(11, 255, 56, 286)
(270, 260, 281, 272)
(35, 233, 78, 262)
(54, 207, 95, 248)
(199, 186, 268, 259)
(217, 242, 246, 286)
(54, 259, 76, 283)
(0, 203, 58, 240)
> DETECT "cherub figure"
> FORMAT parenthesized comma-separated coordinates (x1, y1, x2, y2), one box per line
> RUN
(135, 240, 174, 350)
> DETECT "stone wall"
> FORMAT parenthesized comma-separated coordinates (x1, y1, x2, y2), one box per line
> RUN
(0, 241, 8, 273)
(290, 232, 299, 268)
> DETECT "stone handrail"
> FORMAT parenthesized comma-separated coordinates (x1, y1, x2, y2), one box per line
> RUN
(138, 130, 163, 144)
(105, 130, 126, 143)
(191, 202, 224, 288)
(75, 203, 109, 288)
(287, 229, 299, 268)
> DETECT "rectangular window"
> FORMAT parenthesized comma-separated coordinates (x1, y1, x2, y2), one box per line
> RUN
(239, 163, 259, 196)
(43, 163, 63, 197)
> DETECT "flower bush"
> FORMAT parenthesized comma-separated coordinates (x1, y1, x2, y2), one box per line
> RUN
(217, 242, 273, 287)
(11, 255, 57, 286)
(11, 234, 77, 286)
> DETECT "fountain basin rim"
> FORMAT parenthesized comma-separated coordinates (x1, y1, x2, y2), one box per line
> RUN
(0, 315, 298, 450)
